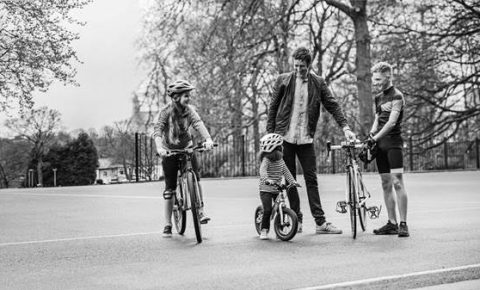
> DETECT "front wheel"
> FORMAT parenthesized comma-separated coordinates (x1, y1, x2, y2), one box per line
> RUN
(358, 179, 367, 232)
(274, 207, 298, 241)
(254, 205, 263, 235)
(348, 167, 357, 239)
(173, 195, 186, 235)
(187, 172, 202, 243)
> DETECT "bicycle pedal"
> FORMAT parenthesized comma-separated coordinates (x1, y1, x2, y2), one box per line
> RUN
(336, 201, 347, 214)
(367, 205, 381, 219)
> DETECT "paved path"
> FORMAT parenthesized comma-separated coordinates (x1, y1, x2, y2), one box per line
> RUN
(1, 171, 479, 289)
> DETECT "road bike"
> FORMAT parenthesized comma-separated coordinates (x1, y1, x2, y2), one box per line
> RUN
(254, 182, 299, 241)
(327, 140, 381, 239)
(166, 144, 216, 244)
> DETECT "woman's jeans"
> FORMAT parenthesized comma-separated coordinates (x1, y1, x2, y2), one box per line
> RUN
(162, 154, 200, 191)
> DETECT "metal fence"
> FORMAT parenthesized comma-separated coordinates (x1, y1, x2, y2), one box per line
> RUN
(134, 135, 480, 180)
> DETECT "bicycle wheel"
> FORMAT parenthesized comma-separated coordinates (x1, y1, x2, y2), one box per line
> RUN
(274, 207, 298, 241)
(348, 167, 357, 239)
(254, 205, 263, 235)
(173, 193, 186, 234)
(187, 171, 202, 243)
(357, 173, 367, 232)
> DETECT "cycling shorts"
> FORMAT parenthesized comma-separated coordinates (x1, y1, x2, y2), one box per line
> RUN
(375, 135, 404, 174)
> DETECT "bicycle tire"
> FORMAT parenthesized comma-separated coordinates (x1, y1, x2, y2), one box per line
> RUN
(348, 167, 357, 239)
(173, 194, 186, 234)
(254, 205, 263, 235)
(187, 171, 202, 243)
(274, 207, 298, 241)
(357, 173, 367, 232)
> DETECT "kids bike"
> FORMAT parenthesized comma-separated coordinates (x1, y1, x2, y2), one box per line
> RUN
(254, 182, 299, 241)
(327, 140, 381, 239)
(167, 143, 217, 244)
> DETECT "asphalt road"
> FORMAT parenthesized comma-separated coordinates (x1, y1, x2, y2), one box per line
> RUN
(1, 171, 479, 289)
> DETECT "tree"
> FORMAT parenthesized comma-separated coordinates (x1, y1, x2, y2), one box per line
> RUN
(0, 0, 90, 111)
(324, 0, 374, 135)
(0, 137, 31, 188)
(370, 0, 480, 148)
(4, 106, 61, 186)
(43, 132, 98, 186)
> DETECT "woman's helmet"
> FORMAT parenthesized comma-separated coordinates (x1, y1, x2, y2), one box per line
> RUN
(260, 133, 283, 153)
(167, 80, 195, 98)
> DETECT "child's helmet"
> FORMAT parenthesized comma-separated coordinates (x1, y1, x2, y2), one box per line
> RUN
(260, 133, 283, 153)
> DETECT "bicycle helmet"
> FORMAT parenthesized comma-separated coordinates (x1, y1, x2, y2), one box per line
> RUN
(167, 80, 195, 97)
(260, 133, 283, 153)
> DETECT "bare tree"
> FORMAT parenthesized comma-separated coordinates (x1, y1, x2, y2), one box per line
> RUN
(5, 106, 62, 186)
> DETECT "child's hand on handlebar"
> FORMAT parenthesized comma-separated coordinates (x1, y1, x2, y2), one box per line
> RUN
(203, 138, 215, 150)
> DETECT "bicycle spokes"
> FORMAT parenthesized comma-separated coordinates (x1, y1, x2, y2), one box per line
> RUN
(336, 201, 347, 214)
(367, 205, 382, 219)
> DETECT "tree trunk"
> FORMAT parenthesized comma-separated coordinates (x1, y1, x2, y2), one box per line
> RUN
(324, 0, 374, 135)
(353, 15, 374, 135)
(37, 159, 43, 187)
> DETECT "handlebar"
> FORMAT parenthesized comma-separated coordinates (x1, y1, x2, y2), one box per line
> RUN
(264, 181, 301, 190)
(327, 140, 364, 151)
(326, 140, 365, 158)
(157, 143, 218, 157)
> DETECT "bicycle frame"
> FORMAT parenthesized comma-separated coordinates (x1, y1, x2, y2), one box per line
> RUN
(327, 141, 381, 238)
(270, 189, 288, 225)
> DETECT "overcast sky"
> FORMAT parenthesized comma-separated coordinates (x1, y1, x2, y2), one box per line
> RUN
(33, 0, 147, 132)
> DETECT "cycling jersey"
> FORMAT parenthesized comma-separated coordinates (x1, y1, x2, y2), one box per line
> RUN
(375, 86, 404, 137)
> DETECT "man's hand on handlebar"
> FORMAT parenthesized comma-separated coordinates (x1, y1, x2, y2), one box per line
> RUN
(157, 147, 168, 157)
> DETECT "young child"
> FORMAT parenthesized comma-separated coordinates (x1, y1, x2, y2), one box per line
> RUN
(258, 133, 299, 240)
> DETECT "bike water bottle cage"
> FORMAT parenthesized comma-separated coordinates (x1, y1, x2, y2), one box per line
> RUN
(163, 189, 175, 200)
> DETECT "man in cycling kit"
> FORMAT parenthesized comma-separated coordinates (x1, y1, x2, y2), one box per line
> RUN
(153, 80, 215, 238)
(367, 62, 409, 237)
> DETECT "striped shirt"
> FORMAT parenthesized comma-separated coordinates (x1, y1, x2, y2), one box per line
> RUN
(259, 158, 296, 193)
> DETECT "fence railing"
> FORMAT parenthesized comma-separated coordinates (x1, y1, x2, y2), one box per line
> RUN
(134, 135, 480, 181)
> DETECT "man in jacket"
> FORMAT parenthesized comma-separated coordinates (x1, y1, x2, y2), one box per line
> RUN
(267, 47, 356, 234)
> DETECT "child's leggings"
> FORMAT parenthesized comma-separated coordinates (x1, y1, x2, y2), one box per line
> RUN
(260, 191, 279, 230)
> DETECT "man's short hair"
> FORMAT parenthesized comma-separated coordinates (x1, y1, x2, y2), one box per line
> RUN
(372, 62, 393, 75)
(292, 47, 312, 66)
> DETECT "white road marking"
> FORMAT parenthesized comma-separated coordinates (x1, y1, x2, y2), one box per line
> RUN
(0, 231, 162, 247)
(0, 192, 161, 199)
(296, 263, 480, 290)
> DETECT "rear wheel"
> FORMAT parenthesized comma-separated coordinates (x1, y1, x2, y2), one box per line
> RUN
(254, 205, 263, 235)
(348, 167, 357, 239)
(274, 207, 298, 241)
(187, 172, 202, 243)
(357, 176, 367, 232)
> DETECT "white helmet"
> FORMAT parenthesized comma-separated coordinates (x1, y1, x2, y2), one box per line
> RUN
(260, 133, 283, 153)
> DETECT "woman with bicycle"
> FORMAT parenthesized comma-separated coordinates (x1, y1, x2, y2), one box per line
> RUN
(153, 80, 215, 238)
(258, 133, 299, 240)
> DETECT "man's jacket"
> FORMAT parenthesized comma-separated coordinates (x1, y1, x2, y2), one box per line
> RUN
(266, 71, 348, 137)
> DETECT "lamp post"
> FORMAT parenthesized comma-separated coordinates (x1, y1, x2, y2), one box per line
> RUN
(28, 169, 34, 188)
(53, 168, 57, 187)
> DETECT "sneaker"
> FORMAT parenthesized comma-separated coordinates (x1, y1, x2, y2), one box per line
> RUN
(398, 222, 409, 237)
(297, 222, 303, 233)
(373, 221, 398, 235)
(199, 213, 211, 224)
(162, 225, 172, 238)
(316, 222, 342, 234)
(259, 229, 269, 240)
